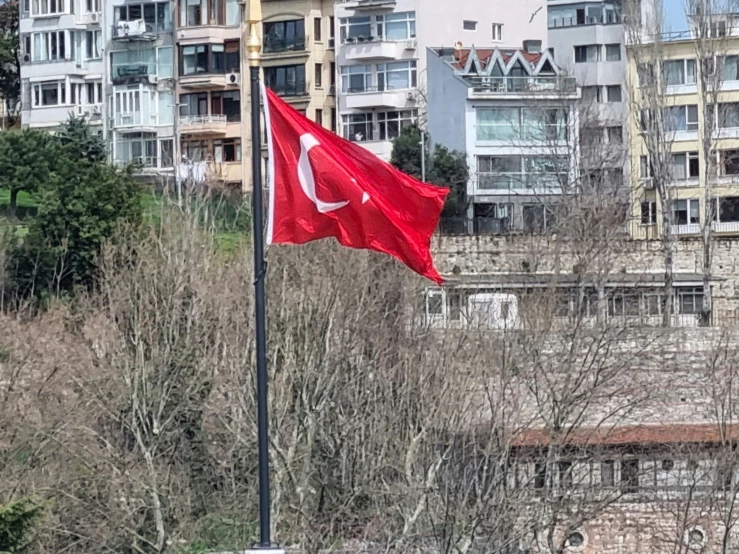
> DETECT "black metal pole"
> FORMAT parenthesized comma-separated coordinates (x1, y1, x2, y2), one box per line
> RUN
(250, 63, 271, 547)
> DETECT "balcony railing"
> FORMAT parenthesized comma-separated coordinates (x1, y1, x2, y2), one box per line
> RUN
(112, 62, 156, 84)
(466, 76, 577, 95)
(671, 223, 701, 235)
(712, 220, 739, 233)
(263, 37, 307, 54)
(477, 173, 566, 191)
(548, 13, 621, 28)
(266, 83, 308, 97)
(112, 19, 156, 40)
(179, 114, 228, 126)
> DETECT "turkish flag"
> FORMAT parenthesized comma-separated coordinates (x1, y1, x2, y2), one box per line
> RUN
(263, 86, 449, 285)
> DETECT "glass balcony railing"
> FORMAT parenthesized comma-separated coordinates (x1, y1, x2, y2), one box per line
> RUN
(466, 76, 578, 95)
(263, 36, 307, 54)
(112, 62, 156, 84)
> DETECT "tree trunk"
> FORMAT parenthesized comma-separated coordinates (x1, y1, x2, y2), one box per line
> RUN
(8, 188, 18, 219)
(662, 205, 674, 327)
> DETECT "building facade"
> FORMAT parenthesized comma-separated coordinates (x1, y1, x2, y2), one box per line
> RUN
(626, 29, 739, 240)
(427, 45, 580, 234)
(334, 0, 547, 161)
(19, 0, 105, 132)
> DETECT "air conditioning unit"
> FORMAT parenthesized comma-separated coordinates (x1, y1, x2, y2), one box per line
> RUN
(643, 178, 655, 190)
(90, 12, 99, 23)
(92, 105, 102, 115)
(226, 72, 241, 85)
(22, 53, 31, 64)
(404, 39, 417, 50)
(406, 91, 415, 101)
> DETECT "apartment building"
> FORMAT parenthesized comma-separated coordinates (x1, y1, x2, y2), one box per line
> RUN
(334, 0, 547, 161)
(18, 0, 105, 132)
(426, 44, 580, 235)
(107, 0, 176, 181)
(547, 0, 629, 189)
(625, 28, 739, 240)
(177, 0, 336, 189)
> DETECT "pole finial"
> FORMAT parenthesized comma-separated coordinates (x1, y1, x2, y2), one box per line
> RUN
(246, 0, 263, 67)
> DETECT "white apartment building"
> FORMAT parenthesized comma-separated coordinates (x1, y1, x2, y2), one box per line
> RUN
(19, 0, 105, 131)
(547, 0, 628, 184)
(427, 44, 581, 234)
(334, 0, 547, 160)
(106, 0, 176, 179)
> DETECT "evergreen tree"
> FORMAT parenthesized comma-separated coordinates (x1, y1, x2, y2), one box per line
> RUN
(0, 496, 46, 553)
(0, 129, 54, 217)
(0, 1, 20, 125)
(390, 124, 424, 179)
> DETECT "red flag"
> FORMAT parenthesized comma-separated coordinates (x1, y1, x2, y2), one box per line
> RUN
(263, 87, 449, 285)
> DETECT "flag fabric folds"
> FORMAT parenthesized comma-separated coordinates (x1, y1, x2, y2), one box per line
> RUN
(262, 86, 449, 284)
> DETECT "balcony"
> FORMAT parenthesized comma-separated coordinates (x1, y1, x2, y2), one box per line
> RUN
(466, 76, 578, 98)
(349, 0, 397, 10)
(179, 73, 238, 89)
(112, 62, 156, 85)
(357, 140, 393, 160)
(342, 38, 414, 61)
(263, 37, 308, 56)
(671, 223, 701, 235)
(712, 220, 739, 233)
(475, 173, 565, 194)
(112, 19, 156, 41)
(344, 87, 410, 109)
(548, 13, 622, 28)
(179, 114, 228, 135)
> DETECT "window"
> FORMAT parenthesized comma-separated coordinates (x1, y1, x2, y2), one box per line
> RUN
(160, 139, 173, 168)
(671, 152, 699, 180)
(492, 23, 503, 41)
(663, 59, 697, 86)
(330, 62, 336, 87)
(377, 60, 417, 91)
(606, 85, 622, 102)
(722, 55, 739, 81)
(605, 43, 621, 61)
(341, 64, 372, 93)
(522, 204, 560, 232)
(558, 461, 573, 488)
(715, 196, 739, 223)
(377, 110, 417, 140)
(534, 462, 547, 489)
(608, 289, 641, 317)
(719, 103, 739, 128)
(377, 11, 416, 40)
(85, 81, 102, 104)
(118, 2, 171, 32)
(210, 90, 240, 121)
(574, 44, 600, 63)
(476, 107, 566, 142)
(314, 17, 322, 42)
(329, 16, 335, 48)
(264, 65, 306, 96)
(722, 150, 739, 174)
(32, 81, 65, 106)
(182, 139, 209, 162)
(315, 108, 323, 125)
(463, 20, 477, 31)
(339, 16, 371, 42)
(665, 105, 699, 132)
(607, 126, 623, 144)
(641, 201, 657, 225)
(330, 107, 336, 132)
(638, 62, 656, 87)
(31, 30, 69, 61)
(85, 30, 102, 60)
(677, 287, 704, 314)
(621, 459, 639, 493)
(180, 92, 208, 117)
(711, 20, 727, 37)
(601, 460, 615, 486)
(581, 86, 602, 103)
(181, 44, 208, 75)
(640, 155, 654, 178)
(477, 155, 567, 190)
(314, 63, 323, 88)
(342, 113, 373, 141)
(264, 19, 306, 53)
(31, 0, 65, 16)
(84, 0, 100, 12)
(213, 138, 241, 162)
(116, 132, 157, 167)
(673, 198, 700, 225)
(425, 290, 443, 318)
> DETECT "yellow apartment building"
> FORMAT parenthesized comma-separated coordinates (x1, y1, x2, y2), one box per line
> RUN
(176, 0, 336, 190)
(626, 32, 739, 240)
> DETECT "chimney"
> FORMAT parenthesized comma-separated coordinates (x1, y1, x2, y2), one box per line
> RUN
(523, 39, 542, 54)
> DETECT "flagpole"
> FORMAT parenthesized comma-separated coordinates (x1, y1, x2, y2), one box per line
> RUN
(243, 0, 274, 549)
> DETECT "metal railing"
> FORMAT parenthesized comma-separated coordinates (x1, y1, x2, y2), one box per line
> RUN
(548, 13, 622, 28)
(466, 76, 578, 95)
(179, 114, 228, 126)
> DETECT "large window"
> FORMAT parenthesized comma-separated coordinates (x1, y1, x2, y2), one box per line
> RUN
(714, 196, 739, 223)
(264, 64, 306, 96)
(377, 60, 417, 90)
(376, 11, 416, 40)
(85, 30, 102, 60)
(115, 2, 171, 33)
(719, 103, 739, 128)
(723, 55, 739, 81)
(180, 92, 208, 117)
(664, 105, 698, 131)
(477, 155, 568, 190)
(339, 16, 371, 42)
(671, 152, 699, 180)
(574, 44, 600, 63)
(341, 64, 372, 93)
(211, 91, 240, 121)
(476, 107, 567, 141)
(641, 201, 657, 225)
(31, 0, 66, 16)
(264, 19, 306, 53)
(663, 59, 696, 86)
(116, 132, 158, 166)
(377, 110, 416, 139)
(722, 150, 739, 175)
(672, 198, 700, 225)
(213, 138, 241, 162)
(32, 30, 69, 61)
(180, 43, 236, 75)
(342, 113, 373, 141)
(522, 204, 560, 232)
(32, 81, 65, 106)
(111, 47, 156, 82)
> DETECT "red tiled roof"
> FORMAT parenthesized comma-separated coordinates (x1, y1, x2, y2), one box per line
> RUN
(511, 423, 739, 448)
(448, 47, 544, 71)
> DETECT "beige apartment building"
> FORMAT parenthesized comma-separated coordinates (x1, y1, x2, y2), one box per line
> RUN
(176, 0, 336, 190)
